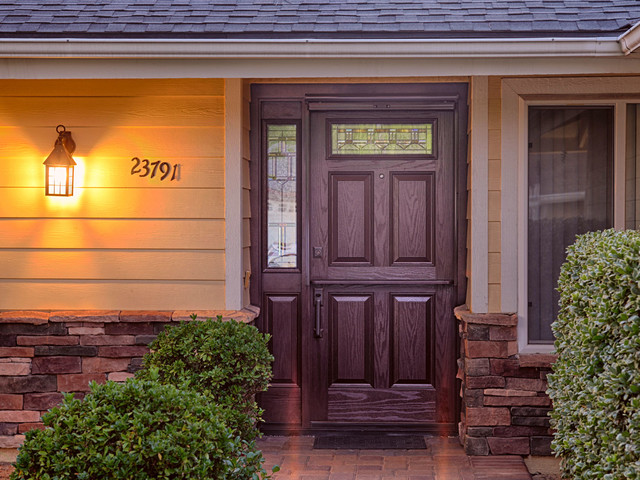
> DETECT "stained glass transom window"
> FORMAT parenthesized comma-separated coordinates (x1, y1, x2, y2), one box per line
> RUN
(267, 124, 298, 268)
(331, 123, 433, 155)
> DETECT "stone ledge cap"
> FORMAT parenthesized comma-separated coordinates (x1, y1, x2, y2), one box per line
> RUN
(0, 311, 50, 325)
(50, 311, 120, 323)
(119, 311, 172, 323)
(172, 306, 260, 324)
(0, 308, 261, 326)
(454, 306, 517, 327)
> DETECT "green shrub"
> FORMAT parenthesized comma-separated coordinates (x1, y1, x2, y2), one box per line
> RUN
(548, 229, 640, 480)
(137, 316, 273, 441)
(10, 378, 267, 480)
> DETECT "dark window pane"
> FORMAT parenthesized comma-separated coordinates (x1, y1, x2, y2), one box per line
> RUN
(528, 107, 613, 343)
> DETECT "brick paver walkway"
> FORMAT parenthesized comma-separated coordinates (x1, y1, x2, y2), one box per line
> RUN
(257, 436, 532, 480)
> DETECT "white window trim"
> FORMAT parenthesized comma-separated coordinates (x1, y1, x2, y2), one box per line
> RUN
(501, 77, 640, 353)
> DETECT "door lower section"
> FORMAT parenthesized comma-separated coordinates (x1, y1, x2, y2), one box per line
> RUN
(305, 284, 456, 430)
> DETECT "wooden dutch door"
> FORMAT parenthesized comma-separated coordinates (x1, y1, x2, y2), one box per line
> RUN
(251, 84, 468, 434)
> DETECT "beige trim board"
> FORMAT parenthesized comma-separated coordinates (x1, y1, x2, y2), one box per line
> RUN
(2, 56, 640, 80)
(615, 101, 628, 229)
(470, 76, 489, 313)
(500, 82, 522, 315)
(225, 79, 243, 310)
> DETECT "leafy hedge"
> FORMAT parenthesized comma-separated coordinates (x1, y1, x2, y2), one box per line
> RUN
(10, 379, 266, 480)
(138, 316, 273, 441)
(548, 229, 640, 480)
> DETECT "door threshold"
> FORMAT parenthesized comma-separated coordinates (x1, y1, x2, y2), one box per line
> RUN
(261, 422, 457, 436)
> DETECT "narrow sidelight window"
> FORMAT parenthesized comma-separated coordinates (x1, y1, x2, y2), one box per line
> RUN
(266, 124, 298, 268)
(527, 107, 613, 343)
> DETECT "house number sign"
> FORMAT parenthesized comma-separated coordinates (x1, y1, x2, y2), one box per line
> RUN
(130, 157, 181, 181)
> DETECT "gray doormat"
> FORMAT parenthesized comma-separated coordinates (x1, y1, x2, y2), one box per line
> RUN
(313, 434, 426, 450)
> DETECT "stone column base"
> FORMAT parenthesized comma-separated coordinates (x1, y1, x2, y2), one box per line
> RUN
(454, 306, 556, 456)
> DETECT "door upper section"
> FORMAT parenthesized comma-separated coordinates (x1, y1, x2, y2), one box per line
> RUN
(309, 110, 456, 283)
(250, 83, 469, 301)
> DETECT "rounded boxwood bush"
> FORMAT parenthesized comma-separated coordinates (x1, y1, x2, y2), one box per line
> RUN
(548, 229, 640, 480)
(11, 379, 266, 480)
(137, 315, 273, 441)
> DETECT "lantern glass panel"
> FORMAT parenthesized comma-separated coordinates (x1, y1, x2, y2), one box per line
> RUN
(47, 165, 74, 196)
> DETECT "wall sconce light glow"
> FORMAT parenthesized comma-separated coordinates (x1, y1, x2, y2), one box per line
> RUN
(44, 125, 76, 196)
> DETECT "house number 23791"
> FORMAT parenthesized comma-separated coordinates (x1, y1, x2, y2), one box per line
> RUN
(130, 157, 181, 181)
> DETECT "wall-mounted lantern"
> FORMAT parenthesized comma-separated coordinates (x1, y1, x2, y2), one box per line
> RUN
(44, 125, 76, 196)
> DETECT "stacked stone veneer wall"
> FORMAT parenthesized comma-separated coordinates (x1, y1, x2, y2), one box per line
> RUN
(0, 309, 258, 450)
(455, 306, 557, 456)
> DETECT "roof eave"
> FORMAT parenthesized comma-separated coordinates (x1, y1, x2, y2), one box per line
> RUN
(0, 36, 626, 59)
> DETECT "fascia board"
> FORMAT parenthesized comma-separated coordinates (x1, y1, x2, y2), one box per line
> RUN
(0, 37, 624, 59)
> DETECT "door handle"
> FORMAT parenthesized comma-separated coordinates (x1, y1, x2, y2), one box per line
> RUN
(313, 288, 323, 338)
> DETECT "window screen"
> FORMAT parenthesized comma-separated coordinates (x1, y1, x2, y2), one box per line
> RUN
(527, 107, 613, 343)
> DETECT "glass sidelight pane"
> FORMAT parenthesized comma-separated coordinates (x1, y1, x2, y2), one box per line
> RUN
(528, 107, 612, 343)
(266, 124, 298, 268)
(331, 123, 433, 155)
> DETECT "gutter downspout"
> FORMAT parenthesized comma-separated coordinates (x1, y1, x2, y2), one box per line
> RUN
(619, 21, 640, 55)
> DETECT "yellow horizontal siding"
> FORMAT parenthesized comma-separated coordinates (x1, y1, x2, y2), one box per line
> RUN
(0, 250, 225, 281)
(0, 97, 223, 126)
(0, 127, 224, 159)
(0, 188, 224, 219)
(0, 219, 225, 250)
(0, 280, 225, 310)
(0, 79, 225, 97)
(0, 79, 226, 310)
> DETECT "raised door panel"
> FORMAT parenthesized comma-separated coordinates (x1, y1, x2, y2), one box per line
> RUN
(327, 387, 437, 423)
(326, 289, 438, 424)
(329, 294, 373, 386)
(260, 294, 301, 425)
(265, 295, 299, 384)
(391, 173, 434, 265)
(329, 173, 373, 265)
(391, 295, 433, 386)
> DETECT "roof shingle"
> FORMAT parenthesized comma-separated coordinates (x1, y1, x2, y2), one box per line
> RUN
(0, 0, 636, 39)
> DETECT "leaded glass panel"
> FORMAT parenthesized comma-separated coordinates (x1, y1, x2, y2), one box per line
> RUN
(267, 124, 298, 268)
(331, 123, 433, 155)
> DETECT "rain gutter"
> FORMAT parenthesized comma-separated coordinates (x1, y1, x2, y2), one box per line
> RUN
(0, 36, 625, 59)
(619, 21, 640, 55)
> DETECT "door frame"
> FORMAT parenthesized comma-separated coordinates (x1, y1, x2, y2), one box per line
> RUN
(250, 83, 469, 434)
